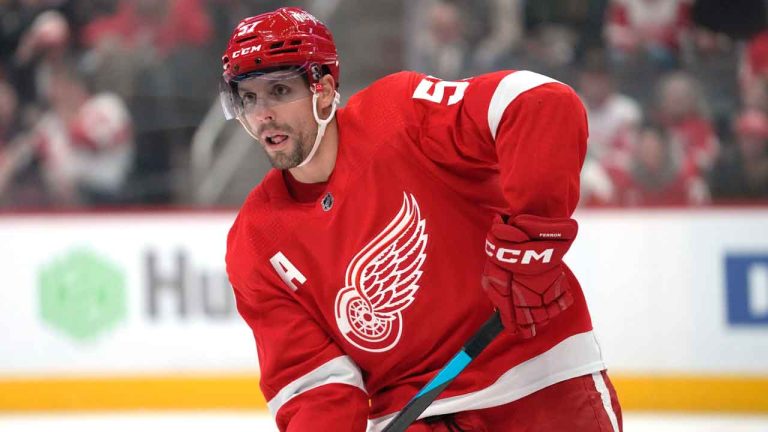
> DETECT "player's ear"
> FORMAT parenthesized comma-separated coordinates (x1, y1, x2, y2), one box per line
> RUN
(318, 74, 336, 110)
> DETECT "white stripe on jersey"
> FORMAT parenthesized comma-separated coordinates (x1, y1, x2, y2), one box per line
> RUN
(267, 355, 366, 416)
(369, 330, 606, 431)
(591, 371, 620, 432)
(487, 71, 562, 140)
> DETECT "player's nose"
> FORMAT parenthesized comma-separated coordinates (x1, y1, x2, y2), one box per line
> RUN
(246, 101, 276, 123)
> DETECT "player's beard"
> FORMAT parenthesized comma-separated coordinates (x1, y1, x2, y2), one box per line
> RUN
(259, 122, 316, 170)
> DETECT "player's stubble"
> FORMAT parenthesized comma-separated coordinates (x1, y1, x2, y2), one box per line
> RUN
(258, 120, 316, 170)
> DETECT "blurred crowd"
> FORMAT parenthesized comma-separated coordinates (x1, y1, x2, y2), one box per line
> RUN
(0, 0, 766, 209)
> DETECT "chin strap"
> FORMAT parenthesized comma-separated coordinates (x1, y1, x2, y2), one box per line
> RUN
(297, 86, 340, 168)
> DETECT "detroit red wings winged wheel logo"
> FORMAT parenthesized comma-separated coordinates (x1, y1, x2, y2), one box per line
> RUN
(334, 193, 428, 352)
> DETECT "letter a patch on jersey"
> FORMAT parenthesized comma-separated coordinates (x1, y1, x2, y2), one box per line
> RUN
(334, 193, 428, 353)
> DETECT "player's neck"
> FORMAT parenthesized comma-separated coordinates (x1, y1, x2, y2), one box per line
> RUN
(288, 119, 338, 184)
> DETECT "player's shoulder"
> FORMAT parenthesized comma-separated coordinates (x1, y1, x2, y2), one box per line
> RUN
(346, 71, 424, 107)
(348, 70, 523, 102)
(474, 70, 577, 101)
(479, 70, 583, 126)
(363, 70, 577, 112)
(350, 70, 575, 102)
(371, 70, 425, 90)
(338, 71, 429, 138)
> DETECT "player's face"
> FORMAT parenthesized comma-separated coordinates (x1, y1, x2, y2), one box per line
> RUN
(237, 73, 315, 169)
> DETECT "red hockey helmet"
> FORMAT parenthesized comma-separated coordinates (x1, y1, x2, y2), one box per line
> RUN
(221, 7, 339, 87)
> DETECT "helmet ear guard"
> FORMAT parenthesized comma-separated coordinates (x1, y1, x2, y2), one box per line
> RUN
(309, 64, 324, 85)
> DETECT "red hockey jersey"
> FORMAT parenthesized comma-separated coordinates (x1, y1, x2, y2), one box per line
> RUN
(226, 70, 606, 431)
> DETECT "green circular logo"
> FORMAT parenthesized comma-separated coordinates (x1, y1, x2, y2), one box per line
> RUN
(39, 249, 126, 341)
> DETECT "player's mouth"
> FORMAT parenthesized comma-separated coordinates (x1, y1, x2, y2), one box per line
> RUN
(261, 132, 290, 150)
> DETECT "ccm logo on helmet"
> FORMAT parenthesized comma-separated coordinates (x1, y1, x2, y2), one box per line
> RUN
(485, 240, 553, 264)
(232, 45, 261, 59)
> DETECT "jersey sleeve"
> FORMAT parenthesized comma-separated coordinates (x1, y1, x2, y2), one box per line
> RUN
(226, 207, 369, 431)
(409, 70, 588, 218)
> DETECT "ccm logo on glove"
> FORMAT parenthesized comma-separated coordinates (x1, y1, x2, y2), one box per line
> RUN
(484, 241, 553, 264)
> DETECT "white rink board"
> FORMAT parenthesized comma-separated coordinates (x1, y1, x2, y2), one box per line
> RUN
(571, 208, 768, 374)
(0, 208, 767, 376)
(0, 212, 256, 376)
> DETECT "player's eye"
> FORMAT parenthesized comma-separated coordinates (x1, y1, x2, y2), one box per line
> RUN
(241, 92, 257, 106)
(272, 84, 291, 98)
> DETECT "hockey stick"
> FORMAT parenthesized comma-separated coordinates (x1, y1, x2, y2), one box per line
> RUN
(382, 311, 504, 432)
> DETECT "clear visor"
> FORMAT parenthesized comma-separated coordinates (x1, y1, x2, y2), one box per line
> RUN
(219, 67, 313, 121)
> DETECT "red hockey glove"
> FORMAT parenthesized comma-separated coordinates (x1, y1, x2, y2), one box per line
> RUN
(481, 214, 578, 338)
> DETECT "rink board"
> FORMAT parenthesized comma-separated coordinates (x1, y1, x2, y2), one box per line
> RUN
(0, 208, 767, 411)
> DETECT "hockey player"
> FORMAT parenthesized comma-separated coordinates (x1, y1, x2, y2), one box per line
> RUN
(222, 7, 622, 431)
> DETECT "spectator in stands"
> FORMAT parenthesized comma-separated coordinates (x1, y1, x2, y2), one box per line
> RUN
(523, 0, 602, 76)
(580, 156, 617, 206)
(605, 0, 692, 69)
(710, 110, 768, 200)
(0, 80, 19, 146)
(0, 1, 68, 94)
(0, 9, 73, 207)
(578, 53, 642, 170)
(80, 0, 213, 204)
(411, 0, 469, 80)
(741, 30, 768, 98)
(684, 1, 750, 128)
(0, 65, 134, 207)
(12, 9, 71, 107)
(14, 9, 70, 67)
(742, 77, 768, 114)
(410, 0, 526, 78)
(81, 0, 211, 58)
(79, 0, 213, 102)
(0, 76, 48, 207)
(469, 0, 524, 72)
(654, 71, 719, 176)
(577, 53, 642, 205)
(609, 123, 709, 206)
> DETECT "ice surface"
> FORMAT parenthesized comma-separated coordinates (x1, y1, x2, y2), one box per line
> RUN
(1, 412, 768, 432)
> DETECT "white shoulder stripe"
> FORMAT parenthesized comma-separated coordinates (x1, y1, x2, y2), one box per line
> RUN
(487, 71, 561, 140)
(267, 355, 366, 416)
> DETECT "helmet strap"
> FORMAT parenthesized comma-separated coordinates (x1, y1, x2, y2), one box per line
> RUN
(297, 87, 340, 168)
